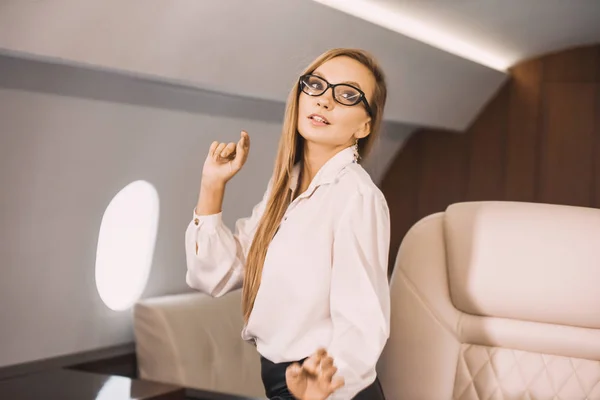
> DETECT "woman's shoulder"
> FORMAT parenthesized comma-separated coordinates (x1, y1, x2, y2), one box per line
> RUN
(333, 163, 388, 207)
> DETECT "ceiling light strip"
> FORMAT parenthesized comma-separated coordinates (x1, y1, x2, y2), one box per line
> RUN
(313, 0, 510, 72)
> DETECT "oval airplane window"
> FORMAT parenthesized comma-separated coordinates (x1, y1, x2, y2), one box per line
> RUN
(95, 180, 159, 311)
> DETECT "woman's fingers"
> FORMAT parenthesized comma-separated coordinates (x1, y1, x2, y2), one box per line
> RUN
(321, 356, 333, 369)
(319, 356, 343, 396)
(302, 348, 330, 377)
(302, 347, 327, 376)
(220, 142, 236, 159)
(208, 141, 237, 164)
(302, 354, 320, 376)
(240, 130, 250, 151)
(233, 131, 250, 167)
(207, 131, 249, 172)
(213, 142, 227, 161)
(292, 349, 344, 397)
(286, 362, 303, 379)
(320, 356, 336, 381)
(208, 141, 219, 157)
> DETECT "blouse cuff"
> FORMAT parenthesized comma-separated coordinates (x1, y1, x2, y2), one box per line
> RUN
(192, 209, 223, 230)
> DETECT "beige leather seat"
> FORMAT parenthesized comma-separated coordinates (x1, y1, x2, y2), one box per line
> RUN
(134, 290, 265, 398)
(377, 201, 600, 400)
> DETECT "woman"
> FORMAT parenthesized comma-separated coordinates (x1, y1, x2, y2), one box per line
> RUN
(185, 48, 390, 400)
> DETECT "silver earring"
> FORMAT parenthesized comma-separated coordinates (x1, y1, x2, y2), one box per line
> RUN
(353, 139, 360, 163)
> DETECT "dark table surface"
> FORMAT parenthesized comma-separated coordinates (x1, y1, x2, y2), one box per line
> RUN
(0, 368, 184, 400)
(185, 387, 263, 400)
(0, 368, 263, 400)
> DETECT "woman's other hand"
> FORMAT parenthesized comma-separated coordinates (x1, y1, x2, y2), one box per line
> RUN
(285, 348, 345, 400)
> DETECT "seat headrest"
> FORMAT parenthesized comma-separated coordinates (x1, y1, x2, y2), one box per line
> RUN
(444, 201, 600, 329)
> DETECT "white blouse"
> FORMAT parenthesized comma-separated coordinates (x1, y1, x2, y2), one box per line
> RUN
(185, 146, 391, 399)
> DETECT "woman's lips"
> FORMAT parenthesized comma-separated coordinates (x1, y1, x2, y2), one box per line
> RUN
(308, 114, 330, 126)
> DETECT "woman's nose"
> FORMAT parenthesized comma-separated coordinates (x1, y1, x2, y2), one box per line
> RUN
(316, 89, 334, 110)
(316, 99, 330, 110)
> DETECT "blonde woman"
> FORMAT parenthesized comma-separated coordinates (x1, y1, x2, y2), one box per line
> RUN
(186, 48, 390, 400)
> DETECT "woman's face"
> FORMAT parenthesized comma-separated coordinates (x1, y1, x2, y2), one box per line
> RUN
(297, 56, 375, 150)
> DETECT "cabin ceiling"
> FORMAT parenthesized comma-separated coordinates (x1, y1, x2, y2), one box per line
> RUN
(1, 0, 598, 131)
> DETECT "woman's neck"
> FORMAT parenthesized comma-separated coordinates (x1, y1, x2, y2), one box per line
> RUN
(298, 143, 346, 194)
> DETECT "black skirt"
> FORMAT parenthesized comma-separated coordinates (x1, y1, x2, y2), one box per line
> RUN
(260, 355, 386, 400)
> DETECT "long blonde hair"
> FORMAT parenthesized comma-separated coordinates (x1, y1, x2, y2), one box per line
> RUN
(241, 48, 388, 322)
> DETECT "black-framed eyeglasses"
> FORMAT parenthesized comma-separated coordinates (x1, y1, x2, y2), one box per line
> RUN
(298, 74, 373, 117)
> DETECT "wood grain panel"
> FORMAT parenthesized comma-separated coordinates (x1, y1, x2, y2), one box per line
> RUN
(465, 84, 509, 201)
(597, 48, 600, 208)
(595, 84, 600, 208)
(380, 133, 420, 271)
(381, 44, 600, 274)
(505, 59, 542, 202)
(539, 83, 595, 207)
(544, 46, 599, 82)
(416, 130, 467, 219)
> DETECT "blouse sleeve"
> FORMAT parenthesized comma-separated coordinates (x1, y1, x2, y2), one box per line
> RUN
(326, 190, 391, 399)
(184, 180, 271, 297)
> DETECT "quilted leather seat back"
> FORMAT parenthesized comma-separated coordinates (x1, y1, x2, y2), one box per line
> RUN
(377, 201, 600, 400)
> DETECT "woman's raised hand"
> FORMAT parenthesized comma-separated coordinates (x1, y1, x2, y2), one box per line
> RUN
(202, 130, 250, 186)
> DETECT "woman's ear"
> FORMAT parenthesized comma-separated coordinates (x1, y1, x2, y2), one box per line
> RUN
(355, 119, 371, 139)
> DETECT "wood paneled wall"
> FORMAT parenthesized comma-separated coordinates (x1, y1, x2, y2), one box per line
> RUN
(381, 45, 600, 272)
